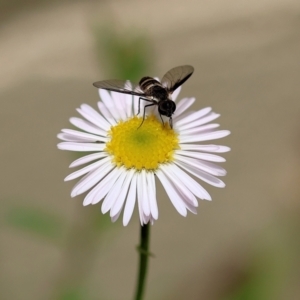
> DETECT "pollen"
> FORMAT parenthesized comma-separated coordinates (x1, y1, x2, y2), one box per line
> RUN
(105, 115, 179, 171)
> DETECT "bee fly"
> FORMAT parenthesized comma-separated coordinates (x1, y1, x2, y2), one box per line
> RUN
(93, 65, 194, 128)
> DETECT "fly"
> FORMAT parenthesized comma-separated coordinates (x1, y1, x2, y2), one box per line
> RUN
(93, 65, 194, 128)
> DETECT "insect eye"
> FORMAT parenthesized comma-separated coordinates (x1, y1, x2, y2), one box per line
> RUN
(161, 100, 176, 112)
(158, 100, 176, 117)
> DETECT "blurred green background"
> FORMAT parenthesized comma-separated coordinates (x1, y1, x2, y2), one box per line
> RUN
(1, 0, 300, 299)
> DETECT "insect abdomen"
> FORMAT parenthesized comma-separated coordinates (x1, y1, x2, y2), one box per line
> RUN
(139, 76, 168, 100)
(139, 77, 161, 91)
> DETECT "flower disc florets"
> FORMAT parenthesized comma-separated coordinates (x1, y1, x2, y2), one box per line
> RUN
(106, 115, 179, 171)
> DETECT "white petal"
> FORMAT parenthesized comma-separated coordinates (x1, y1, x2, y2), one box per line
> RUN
(137, 172, 145, 225)
(65, 157, 110, 181)
(174, 154, 227, 176)
(79, 104, 111, 130)
(71, 160, 114, 197)
(141, 170, 150, 216)
(185, 204, 198, 214)
(123, 92, 133, 119)
(156, 169, 187, 216)
(115, 92, 127, 114)
(76, 108, 101, 129)
(133, 95, 140, 115)
(175, 161, 225, 188)
(147, 172, 158, 220)
(171, 86, 182, 101)
(91, 167, 122, 205)
(175, 150, 226, 162)
(99, 89, 122, 121)
(161, 165, 198, 207)
(101, 170, 127, 214)
(179, 113, 220, 131)
(58, 132, 105, 143)
(179, 130, 231, 143)
(179, 124, 220, 136)
(137, 172, 151, 226)
(111, 209, 122, 223)
(97, 101, 117, 126)
(137, 173, 151, 225)
(125, 94, 134, 118)
(161, 164, 211, 201)
(110, 169, 135, 217)
(145, 104, 157, 117)
(179, 144, 231, 153)
(111, 91, 127, 120)
(61, 129, 108, 142)
(81, 104, 108, 123)
(99, 89, 112, 105)
(173, 97, 195, 118)
(69, 153, 107, 168)
(57, 133, 88, 142)
(142, 214, 151, 225)
(58, 142, 105, 152)
(173, 112, 193, 127)
(123, 173, 138, 226)
(83, 167, 119, 206)
(176, 107, 212, 127)
(69, 117, 107, 136)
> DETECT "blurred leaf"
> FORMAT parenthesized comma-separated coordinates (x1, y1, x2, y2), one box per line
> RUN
(222, 228, 291, 300)
(94, 26, 153, 81)
(6, 206, 64, 241)
(92, 209, 112, 233)
(222, 267, 274, 300)
(57, 286, 88, 300)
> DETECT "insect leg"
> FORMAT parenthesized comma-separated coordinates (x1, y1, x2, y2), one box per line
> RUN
(137, 103, 157, 129)
(158, 113, 164, 125)
(158, 114, 173, 128)
(137, 97, 153, 116)
(169, 116, 173, 129)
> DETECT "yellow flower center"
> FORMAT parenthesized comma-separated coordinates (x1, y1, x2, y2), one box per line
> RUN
(105, 115, 179, 171)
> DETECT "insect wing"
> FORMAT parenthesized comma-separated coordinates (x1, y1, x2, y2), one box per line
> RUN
(93, 80, 144, 96)
(161, 65, 194, 93)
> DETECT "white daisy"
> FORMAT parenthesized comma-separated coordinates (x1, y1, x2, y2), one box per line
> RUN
(57, 86, 230, 226)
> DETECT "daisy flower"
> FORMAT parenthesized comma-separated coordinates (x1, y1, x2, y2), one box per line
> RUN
(57, 86, 230, 226)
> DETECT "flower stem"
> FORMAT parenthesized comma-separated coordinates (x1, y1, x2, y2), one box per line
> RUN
(134, 223, 151, 300)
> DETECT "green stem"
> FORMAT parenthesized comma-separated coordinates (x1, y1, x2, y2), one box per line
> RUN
(134, 223, 151, 300)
